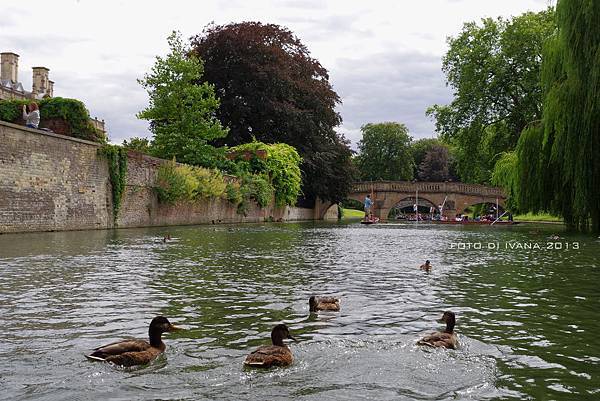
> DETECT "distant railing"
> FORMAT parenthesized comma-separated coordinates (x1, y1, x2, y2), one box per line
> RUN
(351, 181, 505, 198)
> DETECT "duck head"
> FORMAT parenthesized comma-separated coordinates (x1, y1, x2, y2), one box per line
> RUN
(271, 324, 298, 346)
(148, 316, 181, 346)
(437, 311, 456, 333)
(309, 296, 318, 312)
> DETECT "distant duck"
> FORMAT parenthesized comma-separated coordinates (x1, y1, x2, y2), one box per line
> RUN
(309, 296, 340, 312)
(547, 234, 560, 240)
(417, 311, 458, 349)
(162, 234, 171, 243)
(419, 260, 432, 272)
(244, 324, 298, 368)
(85, 316, 181, 367)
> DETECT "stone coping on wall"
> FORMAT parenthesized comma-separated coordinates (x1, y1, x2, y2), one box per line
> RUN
(0, 119, 102, 147)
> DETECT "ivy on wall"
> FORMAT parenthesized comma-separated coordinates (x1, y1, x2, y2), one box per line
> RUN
(98, 145, 128, 222)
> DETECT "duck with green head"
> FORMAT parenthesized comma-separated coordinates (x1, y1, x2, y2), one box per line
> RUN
(417, 311, 458, 349)
(244, 324, 298, 368)
(85, 316, 181, 367)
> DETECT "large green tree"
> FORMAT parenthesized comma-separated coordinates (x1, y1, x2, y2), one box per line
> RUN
(356, 122, 413, 181)
(138, 31, 227, 166)
(427, 9, 555, 183)
(514, 0, 600, 231)
(190, 22, 355, 204)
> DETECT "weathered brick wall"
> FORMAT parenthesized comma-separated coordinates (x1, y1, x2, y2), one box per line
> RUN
(0, 121, 111, 233)
(0, 121, 317, 233)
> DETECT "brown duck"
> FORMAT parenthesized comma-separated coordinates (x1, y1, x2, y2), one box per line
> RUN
(417, 311, 459, 349)
(309, 296, 340, 312)
(85, 316, 181, 366)
(244, 324, 298, 368)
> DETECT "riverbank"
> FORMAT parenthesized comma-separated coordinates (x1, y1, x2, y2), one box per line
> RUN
(0, 121, 328, 234)
(512, 212, 563, 223)
(341, 208, 365, 219)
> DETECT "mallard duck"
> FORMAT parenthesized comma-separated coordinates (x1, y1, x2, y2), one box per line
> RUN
(244, 324, 298, 368)
(419, 260, 432, 272)
(417, 311, 458, 349)
(85, 316, 181, 366)
(309, 296, 340, 312)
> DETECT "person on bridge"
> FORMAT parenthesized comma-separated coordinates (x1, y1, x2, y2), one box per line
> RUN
(364, 194, 373, 220)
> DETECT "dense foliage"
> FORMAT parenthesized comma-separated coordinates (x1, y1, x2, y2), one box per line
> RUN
(355, 122, 414, 181)
(155, 159, 226, 203)
(138, 31, 227, 167)
(418, 145, 450, 182)
(122, 137, 151, 153)
(190, 21, 355, 203)
(0, 97, 103, 142)
(98, 144, 128, 221)
(427, 9, 555, 183)
(514, 0, 600, 231)
(229, 142, 302, 207)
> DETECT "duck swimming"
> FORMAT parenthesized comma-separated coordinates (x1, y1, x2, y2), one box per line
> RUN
(417, 311, 458, 349)
(244, 324, 298, 368)
(85, 316, 181, 367)
(419, 260, 432, 272)
(309, 296, 340, 312)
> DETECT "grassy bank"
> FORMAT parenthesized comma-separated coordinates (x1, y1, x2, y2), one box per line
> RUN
(341, 208, 365, 219)
(513, 212, 563, 223)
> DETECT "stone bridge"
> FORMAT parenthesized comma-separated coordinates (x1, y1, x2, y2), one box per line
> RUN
(336, 181, 506, 220)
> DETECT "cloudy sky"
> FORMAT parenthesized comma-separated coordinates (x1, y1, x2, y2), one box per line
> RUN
(1, 0, 552, 147)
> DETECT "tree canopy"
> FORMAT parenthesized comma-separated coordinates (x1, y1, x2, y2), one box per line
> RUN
(190, 22, 355, 204)
(418, 145, 450, 182)
(356, 122, 413, 181)
(427, 8, 555, 183)
(513, 0, 600, 231)
(137, 31, 227, 167)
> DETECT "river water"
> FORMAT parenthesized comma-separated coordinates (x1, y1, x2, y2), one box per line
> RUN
(1, 221, 598, 400)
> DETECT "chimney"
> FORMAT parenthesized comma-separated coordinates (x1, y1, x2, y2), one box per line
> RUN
(1, 52, 19, 84)
(32, 66, 50, 95)
(47, 80, 54, 97)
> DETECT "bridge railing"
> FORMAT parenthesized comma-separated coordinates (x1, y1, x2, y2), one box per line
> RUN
(351, 181, 505, 198)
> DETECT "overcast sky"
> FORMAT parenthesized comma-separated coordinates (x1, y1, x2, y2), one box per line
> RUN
(1, 0, 552, 147)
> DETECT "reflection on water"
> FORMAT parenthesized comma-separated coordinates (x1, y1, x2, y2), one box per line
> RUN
(0, 222, 599, 400)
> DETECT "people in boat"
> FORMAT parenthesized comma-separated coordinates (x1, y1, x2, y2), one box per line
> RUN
(420, 260, 432, 272)
(364, 194, 373, 221)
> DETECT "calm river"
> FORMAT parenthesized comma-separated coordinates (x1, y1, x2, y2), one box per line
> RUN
(1, 221, 599, 400)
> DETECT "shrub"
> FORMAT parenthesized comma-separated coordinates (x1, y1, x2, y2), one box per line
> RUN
(193, 167, 226, 198)
(0, 97, 103, 142)
(155, 160, 228, 203)
(155, 160, 198, 203)
(122, 137, 151, 153)
(0, 99, 29, 121)
(229, 141, 302, 206)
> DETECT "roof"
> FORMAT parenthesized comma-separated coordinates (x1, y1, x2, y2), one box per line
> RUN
(0, 79, 31, 96)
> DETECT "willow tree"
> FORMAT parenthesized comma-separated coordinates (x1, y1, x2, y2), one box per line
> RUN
(516, 0, 600, 231)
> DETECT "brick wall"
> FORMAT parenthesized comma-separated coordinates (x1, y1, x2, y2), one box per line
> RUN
(0, 121, 111, 232)
(0, 121, 317, 234)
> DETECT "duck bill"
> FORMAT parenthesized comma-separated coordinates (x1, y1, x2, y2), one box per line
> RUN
(168, 324, 183, 332)
(288, 335, 299, 343)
